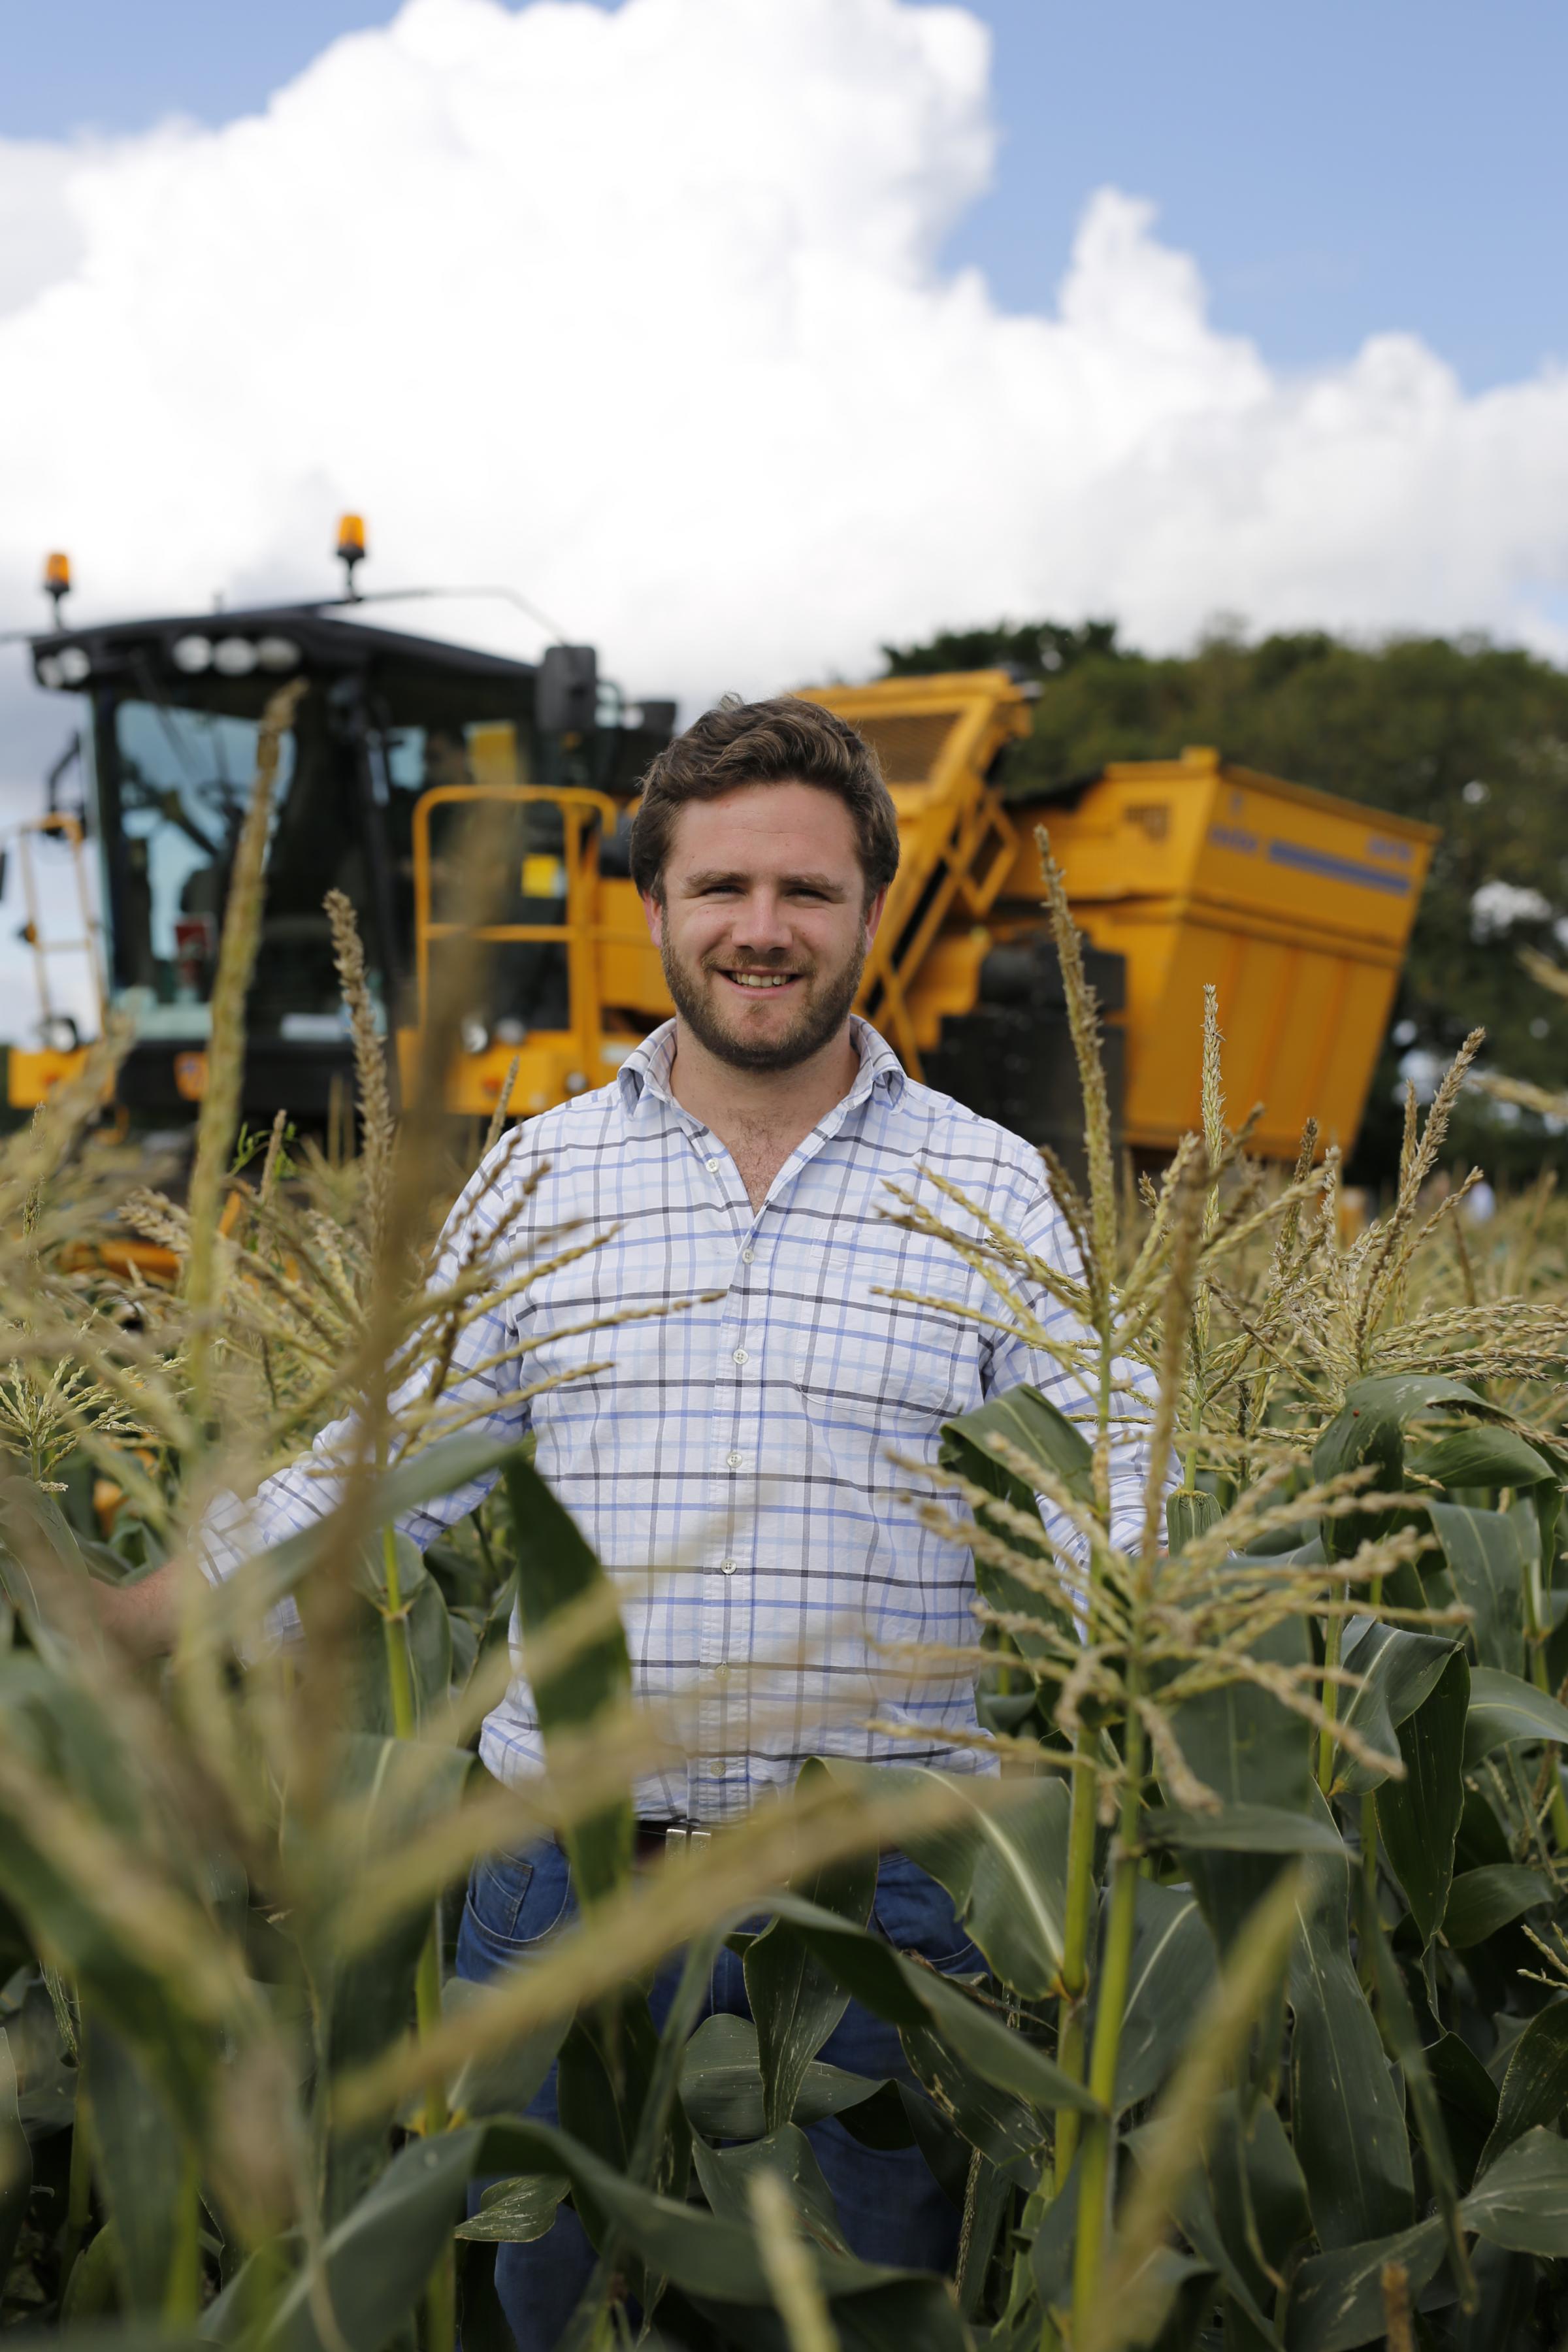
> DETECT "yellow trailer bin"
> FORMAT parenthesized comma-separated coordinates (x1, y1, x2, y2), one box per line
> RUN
(1006, 746, 1439, 1158)
(807, 674, 1436, 1164)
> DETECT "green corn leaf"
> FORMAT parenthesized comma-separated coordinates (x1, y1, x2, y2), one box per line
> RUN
(1333, 1618, 1459, 1796)
(83, 2017, 187, 2315)
(767, 1891, 1101, 2116)
(454, 2173, 570, 2243)
(822, 1761, 1071, 1999)
(348, 1532, 451, 1736)
(1461, 2125, 1568, 2255)
(205, 1431, 526, 1646)
(898, 2017, 1047, 2172)
(556, 1992, 662, 2256)
(1462, 1665, 1568, 1764)
(690, 2121, 850, 2253)
(745, 1762, 876, 2132)
(1162, 1617, 1316, 1959)
(1426, 1503, 1527, 1676)
(1374, 1647, 1467, 1950)
(940, 1383, 1088, 1658)
(1425, 2029, 1501, 2192)
(1442, 1863, 1555, 1949)
(1478, 1999, 1568, 2169)
(1288, 1858, 1414, 2251)
(1146, 1803, 1345, 1854)
(1126, 2090, 1307, 2347)
(0, 2029, 30, 2302)
(310, 1735, 476, 2221)
(1365, 1920, 1474, 2308)
(1312, 1374, 1482, 1562)
(678, 2014, 884, 2144)
(1113, 1883, 1218, 2115)
(1286, 2219, 1445, 2352)
(1406, 1421, 1556, 1490)
(502, 1450, 632, 1907)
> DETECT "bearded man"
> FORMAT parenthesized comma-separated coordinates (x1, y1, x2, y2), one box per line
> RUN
(105, 695, 1150, 2349)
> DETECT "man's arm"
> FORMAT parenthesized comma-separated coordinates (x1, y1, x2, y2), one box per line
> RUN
(93, 1561, 180, 1658)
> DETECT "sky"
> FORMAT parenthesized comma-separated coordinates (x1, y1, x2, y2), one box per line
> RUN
(4, 0, 1563, 389)
(1, 0, 1567, 1028)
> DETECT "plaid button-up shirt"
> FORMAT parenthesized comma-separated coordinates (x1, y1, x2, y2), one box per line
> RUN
(208, 1019, 1152, 1820)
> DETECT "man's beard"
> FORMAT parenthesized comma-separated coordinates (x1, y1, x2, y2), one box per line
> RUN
(659, 928, 868, 1072)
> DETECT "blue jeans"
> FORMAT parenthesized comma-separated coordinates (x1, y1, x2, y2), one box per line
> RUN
(455, 1838, 980, 2350)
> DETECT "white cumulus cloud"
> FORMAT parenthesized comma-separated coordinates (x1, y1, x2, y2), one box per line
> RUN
(3, 0, 1568, 1031)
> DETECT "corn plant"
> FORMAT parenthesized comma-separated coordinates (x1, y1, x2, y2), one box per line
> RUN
(0, 747, 1561, 2352)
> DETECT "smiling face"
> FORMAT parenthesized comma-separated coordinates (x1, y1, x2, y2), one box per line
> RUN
(643, 780, 887, 1073)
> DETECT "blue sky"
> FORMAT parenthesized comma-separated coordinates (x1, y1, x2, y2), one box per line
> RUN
(2, 0, 1563, 391)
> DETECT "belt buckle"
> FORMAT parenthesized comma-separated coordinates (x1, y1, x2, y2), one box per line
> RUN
(664, 1825, 711, 1854)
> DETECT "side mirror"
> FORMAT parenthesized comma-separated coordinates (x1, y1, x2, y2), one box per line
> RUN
(536, 644, 598, 735)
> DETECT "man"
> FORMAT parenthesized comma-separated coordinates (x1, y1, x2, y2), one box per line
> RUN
(105, 696, 1149, 2346)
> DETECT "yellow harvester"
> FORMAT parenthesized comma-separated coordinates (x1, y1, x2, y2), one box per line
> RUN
(11, 552, 1435, 1163)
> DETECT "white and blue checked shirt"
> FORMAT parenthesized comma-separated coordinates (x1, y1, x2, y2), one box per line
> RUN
(208, 1019, 1151, 1821)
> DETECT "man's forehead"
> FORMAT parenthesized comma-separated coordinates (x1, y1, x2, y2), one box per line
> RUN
(664, 780, 859, 862)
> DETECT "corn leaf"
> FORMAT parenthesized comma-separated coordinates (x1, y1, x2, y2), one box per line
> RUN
(1285, 2219, 1445, 2352)
(1478, 2001, 1568, 2169)
(746, 1762, 877, 2134)
(827, 1761, 1071, 1999)
(1462, 2125, 1568, 2255)
(1375, 1648, 1468, 1950)
(1443, 1863, 1555, 1949)
(1113, 1884, 1218, 2115)
(1426, 1503, 1527, 1676)
(1462, 1665, 1568, 1764)
(678, 2014, 884, 2144)
(1288, 1859, 1414, 2251)
(502, 1452, 632, 1907)
(1334, 1618, 1458, 1797)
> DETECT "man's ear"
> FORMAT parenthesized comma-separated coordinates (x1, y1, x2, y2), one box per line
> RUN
(863, 885, 890, 945)
(641, 890, 664, 948)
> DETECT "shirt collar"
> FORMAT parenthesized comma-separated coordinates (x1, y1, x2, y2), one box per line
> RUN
(617, 1015, 905, 1119)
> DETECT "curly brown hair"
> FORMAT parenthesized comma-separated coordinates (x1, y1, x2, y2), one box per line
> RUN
(629, 694, 900, 906)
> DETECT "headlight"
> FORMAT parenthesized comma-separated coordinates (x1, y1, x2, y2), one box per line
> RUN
(494, 1017, 527, 1045)
(212, 638, 258, 676)
(37, 1014, 80, 1054)
(256, 636, 300, 672)
(171, 635, 213, 674)
(460, 1017, 489, 1056)
(55, 645, 90, 685)
(35, 655, 63, 689)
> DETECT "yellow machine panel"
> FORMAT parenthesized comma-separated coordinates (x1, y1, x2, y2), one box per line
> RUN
(804, 679, 1437, 1161)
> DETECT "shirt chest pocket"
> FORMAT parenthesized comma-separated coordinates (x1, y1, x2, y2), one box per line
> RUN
(775, 1241, 976, 1427)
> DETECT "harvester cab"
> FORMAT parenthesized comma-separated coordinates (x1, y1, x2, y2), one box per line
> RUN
(13, 527, 676, 1127)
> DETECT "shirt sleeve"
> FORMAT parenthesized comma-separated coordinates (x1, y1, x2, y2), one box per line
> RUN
(197, 1131, 538, 1586)
(978, 1158, 1165, 1561)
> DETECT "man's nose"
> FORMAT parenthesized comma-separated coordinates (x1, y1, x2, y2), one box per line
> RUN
(732, 888, 791, 953)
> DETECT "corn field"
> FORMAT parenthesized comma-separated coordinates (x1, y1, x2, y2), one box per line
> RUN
(0, 710, 1564, 2351)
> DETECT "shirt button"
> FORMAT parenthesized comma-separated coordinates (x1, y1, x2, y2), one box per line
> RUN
(705, 1156, 721, 1172)
(732, 1347, 749, 1365)
(741, 1247, 755, 1264)
(707, 1759, 727, 1780)
(713, 1661, 732, 1679)
(719, 1558, 738, 1576)
(726, 1450, 743, 1470)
